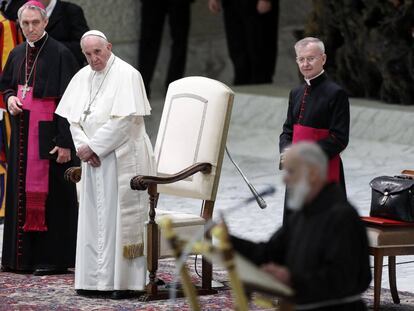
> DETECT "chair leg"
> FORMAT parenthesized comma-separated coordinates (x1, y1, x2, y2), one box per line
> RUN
(146, 220, 159, 295)
(146, 186, 159, 296)
(388, 256, 400, 304)
(373, 251, 384, 311)
(201, 256, 212, 290)
(201, 200, 215, 290)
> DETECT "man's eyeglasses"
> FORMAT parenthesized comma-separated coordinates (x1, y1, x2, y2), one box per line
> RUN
(296, 55, 322, 64)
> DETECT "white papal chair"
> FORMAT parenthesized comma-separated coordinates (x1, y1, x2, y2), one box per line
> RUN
(130, 76, 234, 299)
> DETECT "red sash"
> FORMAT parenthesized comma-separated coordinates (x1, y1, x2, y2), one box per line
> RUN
(18, 84, 55, 232)
(292, 124, 340, 183)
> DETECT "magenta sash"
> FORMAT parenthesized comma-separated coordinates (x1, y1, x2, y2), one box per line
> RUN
(17, 84, 55, 232)
(292, 124, 340, 183)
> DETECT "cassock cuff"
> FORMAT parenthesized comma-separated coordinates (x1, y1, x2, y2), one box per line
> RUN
(3, 89, 17, 109)
(88, 141, 106, 159)
(55, 135, 75, 149)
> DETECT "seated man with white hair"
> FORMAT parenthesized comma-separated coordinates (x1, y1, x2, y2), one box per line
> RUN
(231, 142, 371, 310)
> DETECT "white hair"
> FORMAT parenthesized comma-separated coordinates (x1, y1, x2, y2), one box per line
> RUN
(294, 142, 328, 180)
(294, 37, 325, 54)
(17, 4, 48, 21)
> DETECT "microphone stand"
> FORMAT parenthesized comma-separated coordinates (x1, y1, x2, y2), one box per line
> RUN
(225, 146, 268, 209)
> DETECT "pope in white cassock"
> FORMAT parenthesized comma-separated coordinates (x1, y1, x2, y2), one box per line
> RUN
(55, 30, 155, 299)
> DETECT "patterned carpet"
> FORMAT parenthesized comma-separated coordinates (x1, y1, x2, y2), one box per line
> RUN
(0, 258, 413, 310)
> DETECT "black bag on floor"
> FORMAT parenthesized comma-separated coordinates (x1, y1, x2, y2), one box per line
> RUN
(370, 175, 414, 222)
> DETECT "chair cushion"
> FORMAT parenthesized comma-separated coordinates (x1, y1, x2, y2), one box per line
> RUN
(150, 209, 207, 258)
(156, 209, 206, 227)
(366, 226, 414, 247)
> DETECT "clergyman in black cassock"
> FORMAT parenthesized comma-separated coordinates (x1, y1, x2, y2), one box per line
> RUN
(43, 0, 89, 67)
(279, 37, 350, 222)
(231, 143, 371, 310)
(0, 2, 79, 274)
(232, 184, 371, 310)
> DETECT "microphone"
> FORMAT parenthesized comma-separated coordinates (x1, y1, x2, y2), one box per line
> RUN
(243, 185, 276, 208)
(225, 146, 275, 209)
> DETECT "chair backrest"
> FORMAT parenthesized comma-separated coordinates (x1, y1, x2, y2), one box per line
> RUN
(154, 76, 234, 201)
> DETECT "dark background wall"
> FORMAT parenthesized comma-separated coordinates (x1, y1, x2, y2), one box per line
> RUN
(68, 0, 311, 93)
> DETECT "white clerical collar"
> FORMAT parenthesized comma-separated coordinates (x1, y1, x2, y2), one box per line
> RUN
(27, 31, 47, 47)
(95, 53, 115, 75)
(304, 70, 325, 86)
(45, 0, 57, 18)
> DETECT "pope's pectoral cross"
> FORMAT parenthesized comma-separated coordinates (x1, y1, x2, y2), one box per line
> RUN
(21, 84, 31, 99)
(83, 106, 92, 121)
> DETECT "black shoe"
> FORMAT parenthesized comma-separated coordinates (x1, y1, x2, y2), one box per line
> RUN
(33, 268, 69, 276)
(1, 266, 33, 274)
(111, 290, 140, 300)
(76, 289, 112, 298)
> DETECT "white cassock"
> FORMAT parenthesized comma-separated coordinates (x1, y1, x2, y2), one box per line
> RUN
(56, 53, 155, 291)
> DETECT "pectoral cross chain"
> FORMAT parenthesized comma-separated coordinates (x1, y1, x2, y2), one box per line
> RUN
(83, 57, 116, 122)
(24, 35, 48, 100)
(21, 84, 31, 99)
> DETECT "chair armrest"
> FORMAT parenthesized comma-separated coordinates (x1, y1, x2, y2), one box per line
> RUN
(130, 162, 212, 191)
(401, 170, 414, 177)
(64, 167, 82, 183)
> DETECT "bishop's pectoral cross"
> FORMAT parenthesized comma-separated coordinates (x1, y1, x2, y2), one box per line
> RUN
(21, 84, 31, 99)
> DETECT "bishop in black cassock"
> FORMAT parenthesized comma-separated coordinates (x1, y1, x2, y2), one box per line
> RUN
(0, 1, 79, 274)
(1, 0, 89, 66)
